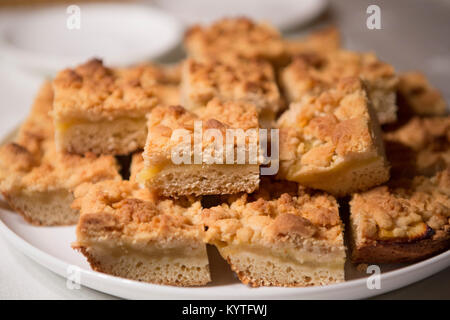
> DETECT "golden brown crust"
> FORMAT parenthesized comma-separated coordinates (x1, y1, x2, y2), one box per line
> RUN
(182, 58, 282, 113)
(53, 59, 178, 122)
(184, 17, 286, 66)
(351, 236, 450, 263)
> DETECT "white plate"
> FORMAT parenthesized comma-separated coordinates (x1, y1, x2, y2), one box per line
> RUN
(0, 4, 183, 74)
(0, 201, 449, 299)
(151, 0, 328, 31)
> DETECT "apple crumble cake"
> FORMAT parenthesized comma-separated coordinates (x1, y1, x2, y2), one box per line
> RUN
(350, 116, 450, 263)
(277, 78, 390, 196)
(202, 178, 346, 287)
(52, 58, 180, 155)
(184, 17, 287, 67)
(0, 82, 120, 225)
(181, 58, 283, 125)
(280, 50, 399, 124)
(72, 180, 211, 286)
(139, 99, 260, 197)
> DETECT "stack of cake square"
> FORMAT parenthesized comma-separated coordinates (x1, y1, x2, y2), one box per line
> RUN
(0, 18, 448, 288)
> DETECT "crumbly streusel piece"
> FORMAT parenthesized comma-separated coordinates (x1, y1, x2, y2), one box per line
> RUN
(280, 50, 399, 124)
(181, 58, 283, 124)
(0, 82, 120, 225)
(72, 180, 211, 286)
(397, 72, 447, 117)
(202, 178, 346, 287)
(184, 17, 287, 67)
(52, 59, 180, 155)
(277, 78, 389, 196)
(139, 100, 260, 197)
(350, 116, 450, 263)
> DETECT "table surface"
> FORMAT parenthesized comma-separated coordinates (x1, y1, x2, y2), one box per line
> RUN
(0, 0, 449, 299)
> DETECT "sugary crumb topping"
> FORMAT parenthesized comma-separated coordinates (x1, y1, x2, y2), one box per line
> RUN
(202, 178, 343, 246)
(53, 59, 178, 121)
(184, 18, 286, 64)
(351, 169, 450, 241)
(73, 180, 203, 240)
(182, 58, 282, 112)
(285, 26, 341, 57)
(278, 78, 379, 167)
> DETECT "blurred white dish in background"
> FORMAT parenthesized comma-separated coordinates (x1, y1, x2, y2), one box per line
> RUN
(0, 4, 183, 74)
(151, 0, 328, 31)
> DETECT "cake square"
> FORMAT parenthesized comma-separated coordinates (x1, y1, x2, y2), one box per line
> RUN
(277, 78, 390, 196)
(350, 116, 450, 263)
(52, 59, 180, 155)
(72, 180, 211, 286)
(181, 58, 283, 125)
(184, 17, 287, 67)
(280, 50, 399, 124)
(139, 99, 261, 197)
(202, 178, 346, 287)
(0, 82, 120, 225)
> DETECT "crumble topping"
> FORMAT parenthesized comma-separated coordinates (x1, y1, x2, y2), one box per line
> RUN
(184, 18, 286, 65)
(280, 49, 398, 123)
(351, 169, 450, 241)
(202, 178, 343, 246)
(278, 78, 379, 166)
(144, 99, 259, 164)
(182, 58, 282, 113)
(53, 59, 179, 121)
(282, 50, 397, 97)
